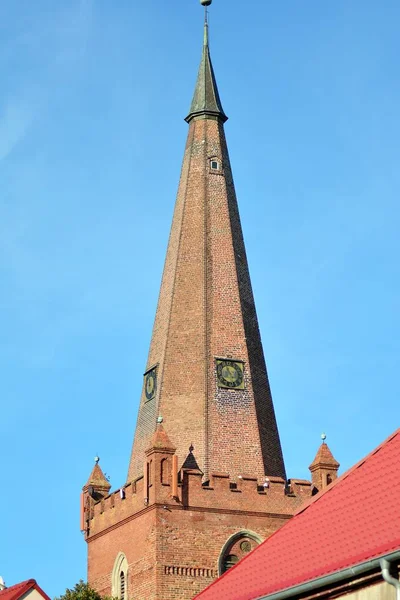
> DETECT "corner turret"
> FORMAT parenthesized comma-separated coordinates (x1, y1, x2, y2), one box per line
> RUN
(144, 418, 178, 504)
(309, 434, 340, 493)
(83, 456, 111, 501)
(81, 457, 111, 536)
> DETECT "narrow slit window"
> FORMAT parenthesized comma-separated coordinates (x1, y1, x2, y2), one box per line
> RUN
(211, 160, 220, 170)
(120, 571, 125, 600)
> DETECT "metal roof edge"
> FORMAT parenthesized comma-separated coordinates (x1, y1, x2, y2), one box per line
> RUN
(256, 549, 400, 600)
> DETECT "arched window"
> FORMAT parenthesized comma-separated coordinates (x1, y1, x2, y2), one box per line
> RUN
(218, 530, 263, 575)
(326, 473, 332, 485)
(112, 552, 128, 599)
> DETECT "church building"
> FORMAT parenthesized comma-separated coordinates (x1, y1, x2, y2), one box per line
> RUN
(81, 3, 339, 599)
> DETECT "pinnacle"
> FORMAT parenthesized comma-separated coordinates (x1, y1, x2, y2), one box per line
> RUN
(181, 445, 202, 472)
(146, 423, 176, 454)
(84, 462, 111, 490)
(309, 442, 340, 470)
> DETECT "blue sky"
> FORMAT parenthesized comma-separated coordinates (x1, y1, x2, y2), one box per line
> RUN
(1, 0, 399, 597)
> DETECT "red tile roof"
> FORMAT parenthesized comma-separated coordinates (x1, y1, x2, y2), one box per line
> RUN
(196, 429, 400, 600)
(0, 580, 50, 600)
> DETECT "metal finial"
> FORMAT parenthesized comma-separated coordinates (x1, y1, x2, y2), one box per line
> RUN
(157, 415, 163, 424)
(321, 433, 327, 443)
(201, 0, 211, 30)
(189, 444, 194, 453)
(94, 455, 100, 464)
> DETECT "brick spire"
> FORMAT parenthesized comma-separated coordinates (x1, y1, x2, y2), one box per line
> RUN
(127, 14, 286, 483)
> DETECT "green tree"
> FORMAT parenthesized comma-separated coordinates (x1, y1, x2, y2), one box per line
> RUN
(55, 580, 114, 600)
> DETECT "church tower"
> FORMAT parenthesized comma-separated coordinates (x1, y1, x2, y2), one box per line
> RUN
(82, 5, 316, 599)
(127, 5, 286, 486)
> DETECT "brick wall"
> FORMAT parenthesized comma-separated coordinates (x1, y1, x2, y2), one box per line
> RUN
(86, 444, 311, 600)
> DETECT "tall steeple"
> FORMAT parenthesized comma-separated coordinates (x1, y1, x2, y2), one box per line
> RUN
(127, 5, 286, 483)
(84, 8, 317, 600)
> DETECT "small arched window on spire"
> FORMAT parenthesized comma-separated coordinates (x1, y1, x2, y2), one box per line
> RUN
(210, 158, 221, 171)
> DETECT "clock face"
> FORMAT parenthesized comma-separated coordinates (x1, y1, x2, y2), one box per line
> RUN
(216, 360, 244, 389)
(144, 369, 156, 400)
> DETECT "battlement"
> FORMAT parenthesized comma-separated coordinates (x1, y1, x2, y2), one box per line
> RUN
(83, 460, 312, 539)
(83, 476, 144, 538)
(179, 470, 311, 513)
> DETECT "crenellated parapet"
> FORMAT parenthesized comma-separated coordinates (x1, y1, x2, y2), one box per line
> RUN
(83, 443, 312, 540)
(82, 428, 336, 600)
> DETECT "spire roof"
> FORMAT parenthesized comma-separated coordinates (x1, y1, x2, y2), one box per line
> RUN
(85, 460, 111, 490)
(309, 441, 340, 470)
(185, 18, 227, 124)
(146, 423, 176, 454)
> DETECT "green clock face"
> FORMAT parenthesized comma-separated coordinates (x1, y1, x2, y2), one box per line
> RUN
(144, 369, 156, 400)
(216, 360, 244, 389)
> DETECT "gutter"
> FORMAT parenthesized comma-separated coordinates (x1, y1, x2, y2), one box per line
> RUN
(257, 550, 400, 600)
(381, 558, 400, 600)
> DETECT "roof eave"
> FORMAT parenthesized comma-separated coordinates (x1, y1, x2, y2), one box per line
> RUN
(256, 549, 400, 600)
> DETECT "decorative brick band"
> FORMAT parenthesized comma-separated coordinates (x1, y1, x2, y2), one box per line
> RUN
(163, 565, 217, 578)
